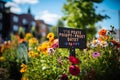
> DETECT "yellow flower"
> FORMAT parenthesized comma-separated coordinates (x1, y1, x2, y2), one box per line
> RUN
(21, 77, 27, 80)
(0, 45, 4, 53)
(38, 42, 49, 55)
(42, 41, 49, 46)
(101, 41, 105, 45)
(0, 56, 5, 61)
(37, 45, 42, 52)
(88, 50, 94, 54)
(24, 33, 33, 41)
(28, 51, 34, 58)
(20, 64, 27, 73)
(20, 67, 26, 73)
(21, 63, 27, 68)
(41, 46, 49, 53)
(92, 40, 97, 44)
(28, 51, 39, 58)
(41, 45, 49, 55)
(29, 38, 38, 44)
(28, 38, 38, 47)
(49, 37, 54, 41)
(103, 36, 109, 41)
(47, 32, 54, 40)
(34, 52, 39, 57)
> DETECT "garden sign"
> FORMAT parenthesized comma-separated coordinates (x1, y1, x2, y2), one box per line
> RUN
(58, 27, 86, 56)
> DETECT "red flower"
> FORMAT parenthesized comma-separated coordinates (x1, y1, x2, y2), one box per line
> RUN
(69, 56, 80, 65)
(69, 65, 80, 76)
(60, 74, 68, 80)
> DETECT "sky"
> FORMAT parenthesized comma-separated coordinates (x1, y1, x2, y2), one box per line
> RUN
(2, 0, 120, 30)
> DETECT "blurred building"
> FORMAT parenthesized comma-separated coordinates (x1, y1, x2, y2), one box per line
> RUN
(36, 20, 49, 39)
(0, 1, 52, 41)
(0, 1, 6, 39)
(0, 1, 36, 40)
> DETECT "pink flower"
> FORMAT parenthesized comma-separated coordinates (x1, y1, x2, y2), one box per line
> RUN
(69, 65, 80, 76)
(69, 56, 80, 65)
(52, 42, 58, 49)
(92, 52, 100, 58)
(48, 48, 55, 55)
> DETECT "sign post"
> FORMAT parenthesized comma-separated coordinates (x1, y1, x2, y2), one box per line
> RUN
(70, 47, 76, 56)
(58, 27, 86, 56)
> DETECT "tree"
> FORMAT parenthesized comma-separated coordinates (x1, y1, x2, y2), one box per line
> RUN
(51, 19, 65, 38)
(62, 0, 109, 39)
(57, 19, 64, 27)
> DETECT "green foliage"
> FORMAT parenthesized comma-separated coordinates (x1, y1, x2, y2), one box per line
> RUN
(24, 44, 120, 80)
(57, 19, 64, 27)
(1, 26, 119, 80)
(17, 43, 28, 63)
(62, 0, 109, 39)
(25, 49, 70, 80)
(23, 26, 120, 80)
(0, 35, 28, 79)
(50, 26, 58, 38)
(50, 19, 64, 38)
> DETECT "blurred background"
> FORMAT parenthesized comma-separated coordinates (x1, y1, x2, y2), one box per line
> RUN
(0, 0, 120, 42)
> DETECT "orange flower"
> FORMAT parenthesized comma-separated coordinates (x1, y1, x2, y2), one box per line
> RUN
(98, 29, 107, 36)
(98, 37, 103, 42)
(20, 64, 27, 73)
(19, 38, 25, 43)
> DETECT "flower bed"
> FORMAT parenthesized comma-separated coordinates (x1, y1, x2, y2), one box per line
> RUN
(0, 27, 120, 80)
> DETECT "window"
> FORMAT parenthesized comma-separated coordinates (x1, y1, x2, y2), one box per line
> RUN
(0, 13, 2, 20)
(13, 25, 18, 31)
(13, 16, 19, 23)
(22, 19, 27, 24)
(0, 23, 2, 31)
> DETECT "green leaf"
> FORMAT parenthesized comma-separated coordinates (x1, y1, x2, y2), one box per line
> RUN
(17, 44, 28, 63)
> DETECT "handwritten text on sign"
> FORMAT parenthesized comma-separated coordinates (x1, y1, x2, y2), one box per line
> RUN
(58, 27, 86, 48)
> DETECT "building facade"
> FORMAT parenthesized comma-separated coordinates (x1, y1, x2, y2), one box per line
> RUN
(0, 1, 6, 39)
(36, 20, 49, 39)
(0, 0, 52, 41)
(0, 1, 36, 40)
